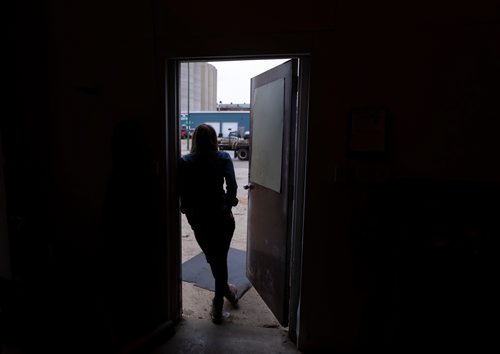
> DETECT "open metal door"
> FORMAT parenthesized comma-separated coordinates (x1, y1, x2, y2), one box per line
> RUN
(246, 59, 297, 326)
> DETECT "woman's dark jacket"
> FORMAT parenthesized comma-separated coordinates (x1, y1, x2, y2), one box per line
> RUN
(179, 151, 238, 219)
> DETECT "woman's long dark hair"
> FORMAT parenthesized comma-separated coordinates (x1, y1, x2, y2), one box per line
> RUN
(190, 124, 219, 154)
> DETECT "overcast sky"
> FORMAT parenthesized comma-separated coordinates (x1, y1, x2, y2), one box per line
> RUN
(208, 59, 289, 104)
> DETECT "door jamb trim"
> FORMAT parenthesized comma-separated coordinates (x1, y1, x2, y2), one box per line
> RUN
(288, 56, 309, 344)
(165, 55, 310, 344)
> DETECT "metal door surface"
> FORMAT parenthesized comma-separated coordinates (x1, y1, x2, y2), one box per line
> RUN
(246, 59, 297, 326)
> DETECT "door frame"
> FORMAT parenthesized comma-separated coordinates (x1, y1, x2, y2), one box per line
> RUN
(165, 55, 310, 342)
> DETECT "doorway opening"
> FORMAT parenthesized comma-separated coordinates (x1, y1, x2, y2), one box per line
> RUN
(179, 59, 288, 327)
(169, 55, 309, 343)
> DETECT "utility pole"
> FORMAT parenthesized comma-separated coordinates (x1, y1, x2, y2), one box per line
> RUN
(187, 62, 190, 151)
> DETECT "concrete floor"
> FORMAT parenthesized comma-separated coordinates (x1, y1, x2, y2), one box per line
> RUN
(150, 319, 299, 354)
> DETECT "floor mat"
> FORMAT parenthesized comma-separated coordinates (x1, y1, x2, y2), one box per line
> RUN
(182, 248, 252, 300)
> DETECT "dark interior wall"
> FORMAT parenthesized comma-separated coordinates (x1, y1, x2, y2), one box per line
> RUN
(0, 128, 11, 280)
(301, 2, 500, 351)
(4, 0, 499, 352)
(5, 0, 168, 352)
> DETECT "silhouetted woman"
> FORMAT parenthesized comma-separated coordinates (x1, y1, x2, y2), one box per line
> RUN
(179, 124, 239, 324)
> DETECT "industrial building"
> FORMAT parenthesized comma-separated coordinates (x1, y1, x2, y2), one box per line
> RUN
(217, 102, 250, 111)
(179, 62, 217, 112)
(184, 111, 250, 137)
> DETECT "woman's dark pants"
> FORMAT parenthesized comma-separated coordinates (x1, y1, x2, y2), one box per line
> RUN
(187, 211, 235, 306)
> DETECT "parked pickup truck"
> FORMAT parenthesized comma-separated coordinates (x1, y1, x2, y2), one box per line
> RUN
(217, 131, 250, 161)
